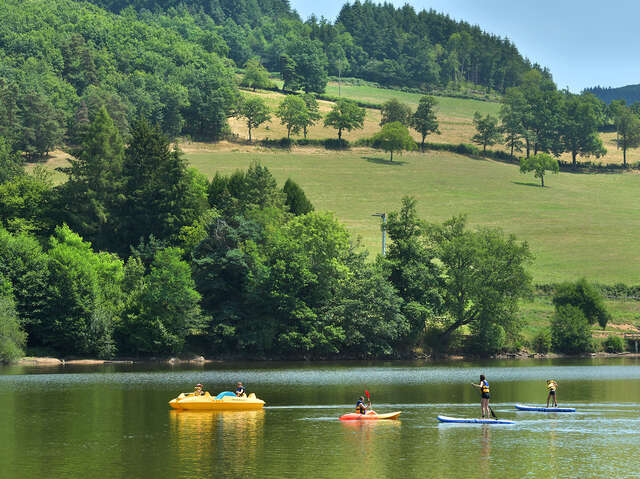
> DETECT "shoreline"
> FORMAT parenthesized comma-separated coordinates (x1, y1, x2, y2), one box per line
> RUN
(10, 351, 640, 367)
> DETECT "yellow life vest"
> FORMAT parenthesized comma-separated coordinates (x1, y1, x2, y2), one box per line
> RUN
(547, 382, 557, 391)
(481, 381, 490, 394)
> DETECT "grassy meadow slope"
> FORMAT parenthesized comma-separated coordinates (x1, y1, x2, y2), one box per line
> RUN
(234, 81, 640, 166)
(230, 81, 501, 147)
(184, 147, 640, 285)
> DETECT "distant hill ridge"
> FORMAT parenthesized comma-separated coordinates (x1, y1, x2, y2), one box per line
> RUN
(584, 84, 640, 105)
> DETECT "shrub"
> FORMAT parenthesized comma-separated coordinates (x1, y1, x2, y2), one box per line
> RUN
(532, 329, 552, 353)
(551, 305, 593, 354)
(323, 138, 350, 150)
(602, 335, 624, 353)
(553, 278, 610, 329)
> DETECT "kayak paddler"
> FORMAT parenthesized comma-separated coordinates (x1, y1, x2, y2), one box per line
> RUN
(546, 379, 558, 407)
(355, 396, 370, 415)
(471, 374, 491, 418)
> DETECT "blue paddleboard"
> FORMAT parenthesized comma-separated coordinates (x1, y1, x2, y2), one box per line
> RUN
(437, 415, 515, 424)
(515, 404, 576, 412)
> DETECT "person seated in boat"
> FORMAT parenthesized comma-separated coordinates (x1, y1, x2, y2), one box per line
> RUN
(472, 374, 491, 418)
(193, 383, 205, 396)
(546, 379, 558, 407)
(355, 396, 370, 415)
(235, 382, 246, 397)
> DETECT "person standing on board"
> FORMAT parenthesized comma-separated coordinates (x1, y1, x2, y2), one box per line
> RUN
(472, 374, 491, 418)
(546, 379, 558, 407)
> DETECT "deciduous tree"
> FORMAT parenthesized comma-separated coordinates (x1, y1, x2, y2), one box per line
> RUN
(380, 98, 412, 126)
(615, 106, 640, 166)
(275, 96, 308, 140)
(472, 112, 502, 153)
(324, 99, 365, 140)
(428, 215, 532, 354)
(560, 92, 606, 166)
(241, 58, 273, 92)
(371, 121, 416, 161)
(552, 278, 610, 329)
(519, 153, 559, 187)
(235, 96, 271, 142)
(410, 96, 440, 152)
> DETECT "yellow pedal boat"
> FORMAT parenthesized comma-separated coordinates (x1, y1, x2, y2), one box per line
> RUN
(169, 391, 265, 410)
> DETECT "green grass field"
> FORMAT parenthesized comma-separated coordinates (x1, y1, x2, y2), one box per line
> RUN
(323, 81, 501, 118)
(185, 147, 640, 286)
(518, 294, 640, 341)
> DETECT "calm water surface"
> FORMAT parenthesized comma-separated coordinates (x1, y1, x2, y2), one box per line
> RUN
(2, 358, 640, 479)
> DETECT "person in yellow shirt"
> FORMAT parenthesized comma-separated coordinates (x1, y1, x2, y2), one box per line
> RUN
(193, 383, 204, 396)
(546, 379, 558, 407)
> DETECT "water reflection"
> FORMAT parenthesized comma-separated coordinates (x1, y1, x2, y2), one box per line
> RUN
(169, 409, 264, 476)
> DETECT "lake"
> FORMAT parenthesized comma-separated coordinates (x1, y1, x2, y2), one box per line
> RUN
(1, 358, 639, 478)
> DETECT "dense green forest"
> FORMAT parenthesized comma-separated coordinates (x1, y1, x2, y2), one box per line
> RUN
(585, 84, 640, 105)
(89, 0, 536, 91)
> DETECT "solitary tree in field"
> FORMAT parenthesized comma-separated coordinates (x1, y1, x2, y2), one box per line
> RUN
(615, 106, 640, 166)
(472, 112, 502, 153)
(410, 96, 440, 151)
(380, 98, 412, 126)
(275, 96, 307, 139)
(372, 122, 416, 161)
(324, 99, 365, 140)
(519, 153, 559, 187)
(235, 96, 271, 142)
(241, 58, 272, 92)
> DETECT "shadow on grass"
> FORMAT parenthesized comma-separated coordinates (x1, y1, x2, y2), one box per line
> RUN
(363, 156, 407, 166)
(512, 181, 544, 188)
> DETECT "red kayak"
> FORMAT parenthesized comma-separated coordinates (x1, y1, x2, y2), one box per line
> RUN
(339, 410, 402, 421)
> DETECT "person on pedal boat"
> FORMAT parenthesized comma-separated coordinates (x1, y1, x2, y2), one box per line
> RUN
(235, 382, 246, 397)
(472, 374, 491, 418)
(194, 383, 205, 396)
(355, 396, 370, 415)
(546, 379, 558, 407)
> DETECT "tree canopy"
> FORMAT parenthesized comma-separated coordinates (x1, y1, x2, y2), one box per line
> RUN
(520, 153, 559, 187)
(371, 122, 417, 161)
(472, 112, 502, 153)
(324, 99, 365, 140)
(410, 96, 440, 151)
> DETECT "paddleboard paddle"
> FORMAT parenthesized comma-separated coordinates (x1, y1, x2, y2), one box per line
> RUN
(489, 406, 498, 419)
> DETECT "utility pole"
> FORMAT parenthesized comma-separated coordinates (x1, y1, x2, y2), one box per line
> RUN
(372, 213, 386, 256)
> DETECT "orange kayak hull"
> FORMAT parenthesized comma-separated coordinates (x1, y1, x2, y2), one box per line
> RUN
(339, 411, 401, 420)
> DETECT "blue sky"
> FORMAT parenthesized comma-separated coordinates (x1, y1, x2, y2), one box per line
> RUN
(290, 0, 639, 92)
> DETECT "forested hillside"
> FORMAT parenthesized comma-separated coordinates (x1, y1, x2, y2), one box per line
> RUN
(585, 84, 640, 105)
(0, 0, 238, 159)
(81, 0, 535, 91)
